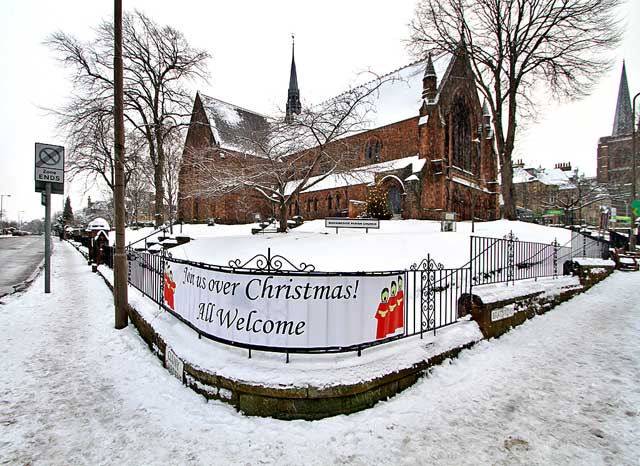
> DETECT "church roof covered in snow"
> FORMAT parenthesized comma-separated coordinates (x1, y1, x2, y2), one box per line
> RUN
(199, 94, 270, 154)
(285, 155, 426, 195)
(329, 54, 453, 132)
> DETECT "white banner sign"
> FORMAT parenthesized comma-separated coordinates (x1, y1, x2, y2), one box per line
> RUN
(162, 260, 406, 349)
(325, 218, 380, 229)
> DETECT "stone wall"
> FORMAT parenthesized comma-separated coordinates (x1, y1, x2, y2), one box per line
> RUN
(468, 263, 614, 339)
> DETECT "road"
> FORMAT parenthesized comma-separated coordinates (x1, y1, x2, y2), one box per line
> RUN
(0, 235, 45, 297)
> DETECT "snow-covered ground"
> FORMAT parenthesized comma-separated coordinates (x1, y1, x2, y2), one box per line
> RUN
(117, 219, 574, 270)
(2, 241, 638, 465)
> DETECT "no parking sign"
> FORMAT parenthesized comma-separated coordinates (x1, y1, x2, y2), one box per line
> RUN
(34, 143, 64, 195)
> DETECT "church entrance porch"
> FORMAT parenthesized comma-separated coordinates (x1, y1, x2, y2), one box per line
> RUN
(387, 185, 402, 217)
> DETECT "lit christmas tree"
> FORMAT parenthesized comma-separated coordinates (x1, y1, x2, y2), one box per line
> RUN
(365, 186, 391, 219)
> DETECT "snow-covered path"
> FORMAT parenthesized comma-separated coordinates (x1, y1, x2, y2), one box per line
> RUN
(1, 242, 638, 465)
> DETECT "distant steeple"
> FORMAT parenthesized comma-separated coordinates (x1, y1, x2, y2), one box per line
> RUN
(612, 61, 633, 136)
(285, 34, 301, 122)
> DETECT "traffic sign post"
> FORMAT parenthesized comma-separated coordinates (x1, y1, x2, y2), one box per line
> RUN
(35, 143, 65, 293)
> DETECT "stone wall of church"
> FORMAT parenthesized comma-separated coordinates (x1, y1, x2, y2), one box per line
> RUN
(597, 135, 633, 185)
(293, 185, 368, 220)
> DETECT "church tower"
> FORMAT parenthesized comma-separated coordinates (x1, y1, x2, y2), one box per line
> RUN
(285, 36, 301, 122)
(612, 61, 633, 136)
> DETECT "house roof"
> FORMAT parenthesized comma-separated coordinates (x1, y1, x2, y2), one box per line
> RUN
(513, 166, 576, 189)
(199, 94, 270, 154)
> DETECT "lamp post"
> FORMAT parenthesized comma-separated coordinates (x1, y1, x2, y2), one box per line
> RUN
(631, 92, 639, 250)
(0, 194, 10, 230)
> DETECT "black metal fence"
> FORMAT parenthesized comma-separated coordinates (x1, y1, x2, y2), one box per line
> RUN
(409, 256, 471, 337)
(116, 228, 607, 357)
(570, 230, 609, 259)
(470, 232, 572, 287)
(127, 249, 164, 304)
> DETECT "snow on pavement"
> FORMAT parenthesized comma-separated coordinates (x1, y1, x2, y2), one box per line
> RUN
(1, 242, 638, 465)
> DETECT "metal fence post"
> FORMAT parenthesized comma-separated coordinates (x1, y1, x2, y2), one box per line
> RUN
(504, 231, 517, 285)
(469, 235, 474, 296)
(159, 250, 165, 310)
(552, 239, 559, 279)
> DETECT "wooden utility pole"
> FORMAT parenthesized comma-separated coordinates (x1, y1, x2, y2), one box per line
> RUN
(114, 0, 128, 328)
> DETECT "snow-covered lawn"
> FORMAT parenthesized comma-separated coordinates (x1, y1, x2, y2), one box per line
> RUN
(117, 219, 573, 270)
(1, 241, 638, 465)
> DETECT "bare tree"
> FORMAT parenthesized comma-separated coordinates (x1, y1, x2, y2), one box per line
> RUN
(125, 165, 152, 225)
(53, 96, 142, 193)
(187, 79, 385, 232)
(542, 175, 610, 224)
(409, 0, 623, 219)
(46, 10, 209, 227)
(138, 128, 184, 230)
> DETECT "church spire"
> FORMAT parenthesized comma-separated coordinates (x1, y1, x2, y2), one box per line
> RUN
(286, 34, 301, 122)
(422, 53, 438, 102)
(612, 61, 633, 136)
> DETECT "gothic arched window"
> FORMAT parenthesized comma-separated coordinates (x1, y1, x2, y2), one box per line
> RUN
(365, 138, 382, 163)
(451, 96, 472, 172)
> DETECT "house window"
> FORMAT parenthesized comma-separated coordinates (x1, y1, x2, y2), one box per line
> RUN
(314, 198, 318, 212)
(365, 138, 382, 163)
(336, 194, 341, 209)
(307, 199, 311, 212)
(328, 195, 333, 210)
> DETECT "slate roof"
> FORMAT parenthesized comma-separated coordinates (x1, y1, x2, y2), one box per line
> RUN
(199, 94, 270, 154)
(326, 53, 453, 132)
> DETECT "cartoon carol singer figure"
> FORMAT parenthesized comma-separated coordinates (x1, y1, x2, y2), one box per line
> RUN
(394, 275, 404, 331)
(164, 264, 176, 310)
(387, 281, 399, 333)
(375, 288, 390, 339)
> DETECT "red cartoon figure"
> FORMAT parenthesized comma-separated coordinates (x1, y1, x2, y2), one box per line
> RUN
(394, 275, 405, 332)
(387, 281, 398, 335)
(375, 288, 390, 340)
(164, 264, 176, 310)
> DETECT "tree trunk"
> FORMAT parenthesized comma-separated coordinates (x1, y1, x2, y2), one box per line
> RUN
(278, 202, 288, 233)
(154, 164, 164, 227)
(154, 133, 165, 228)
(500, 152, 517, 220)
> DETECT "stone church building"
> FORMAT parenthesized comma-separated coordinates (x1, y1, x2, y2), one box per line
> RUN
(597, 61, 638, 215)
(179, 45, 499, 224)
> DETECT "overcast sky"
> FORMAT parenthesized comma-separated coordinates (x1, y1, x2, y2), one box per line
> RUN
(0, 0, 638, 223)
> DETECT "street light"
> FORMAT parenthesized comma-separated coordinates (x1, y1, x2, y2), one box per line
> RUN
(0, 194, 10, 229)
(631, 92, 639, 250)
